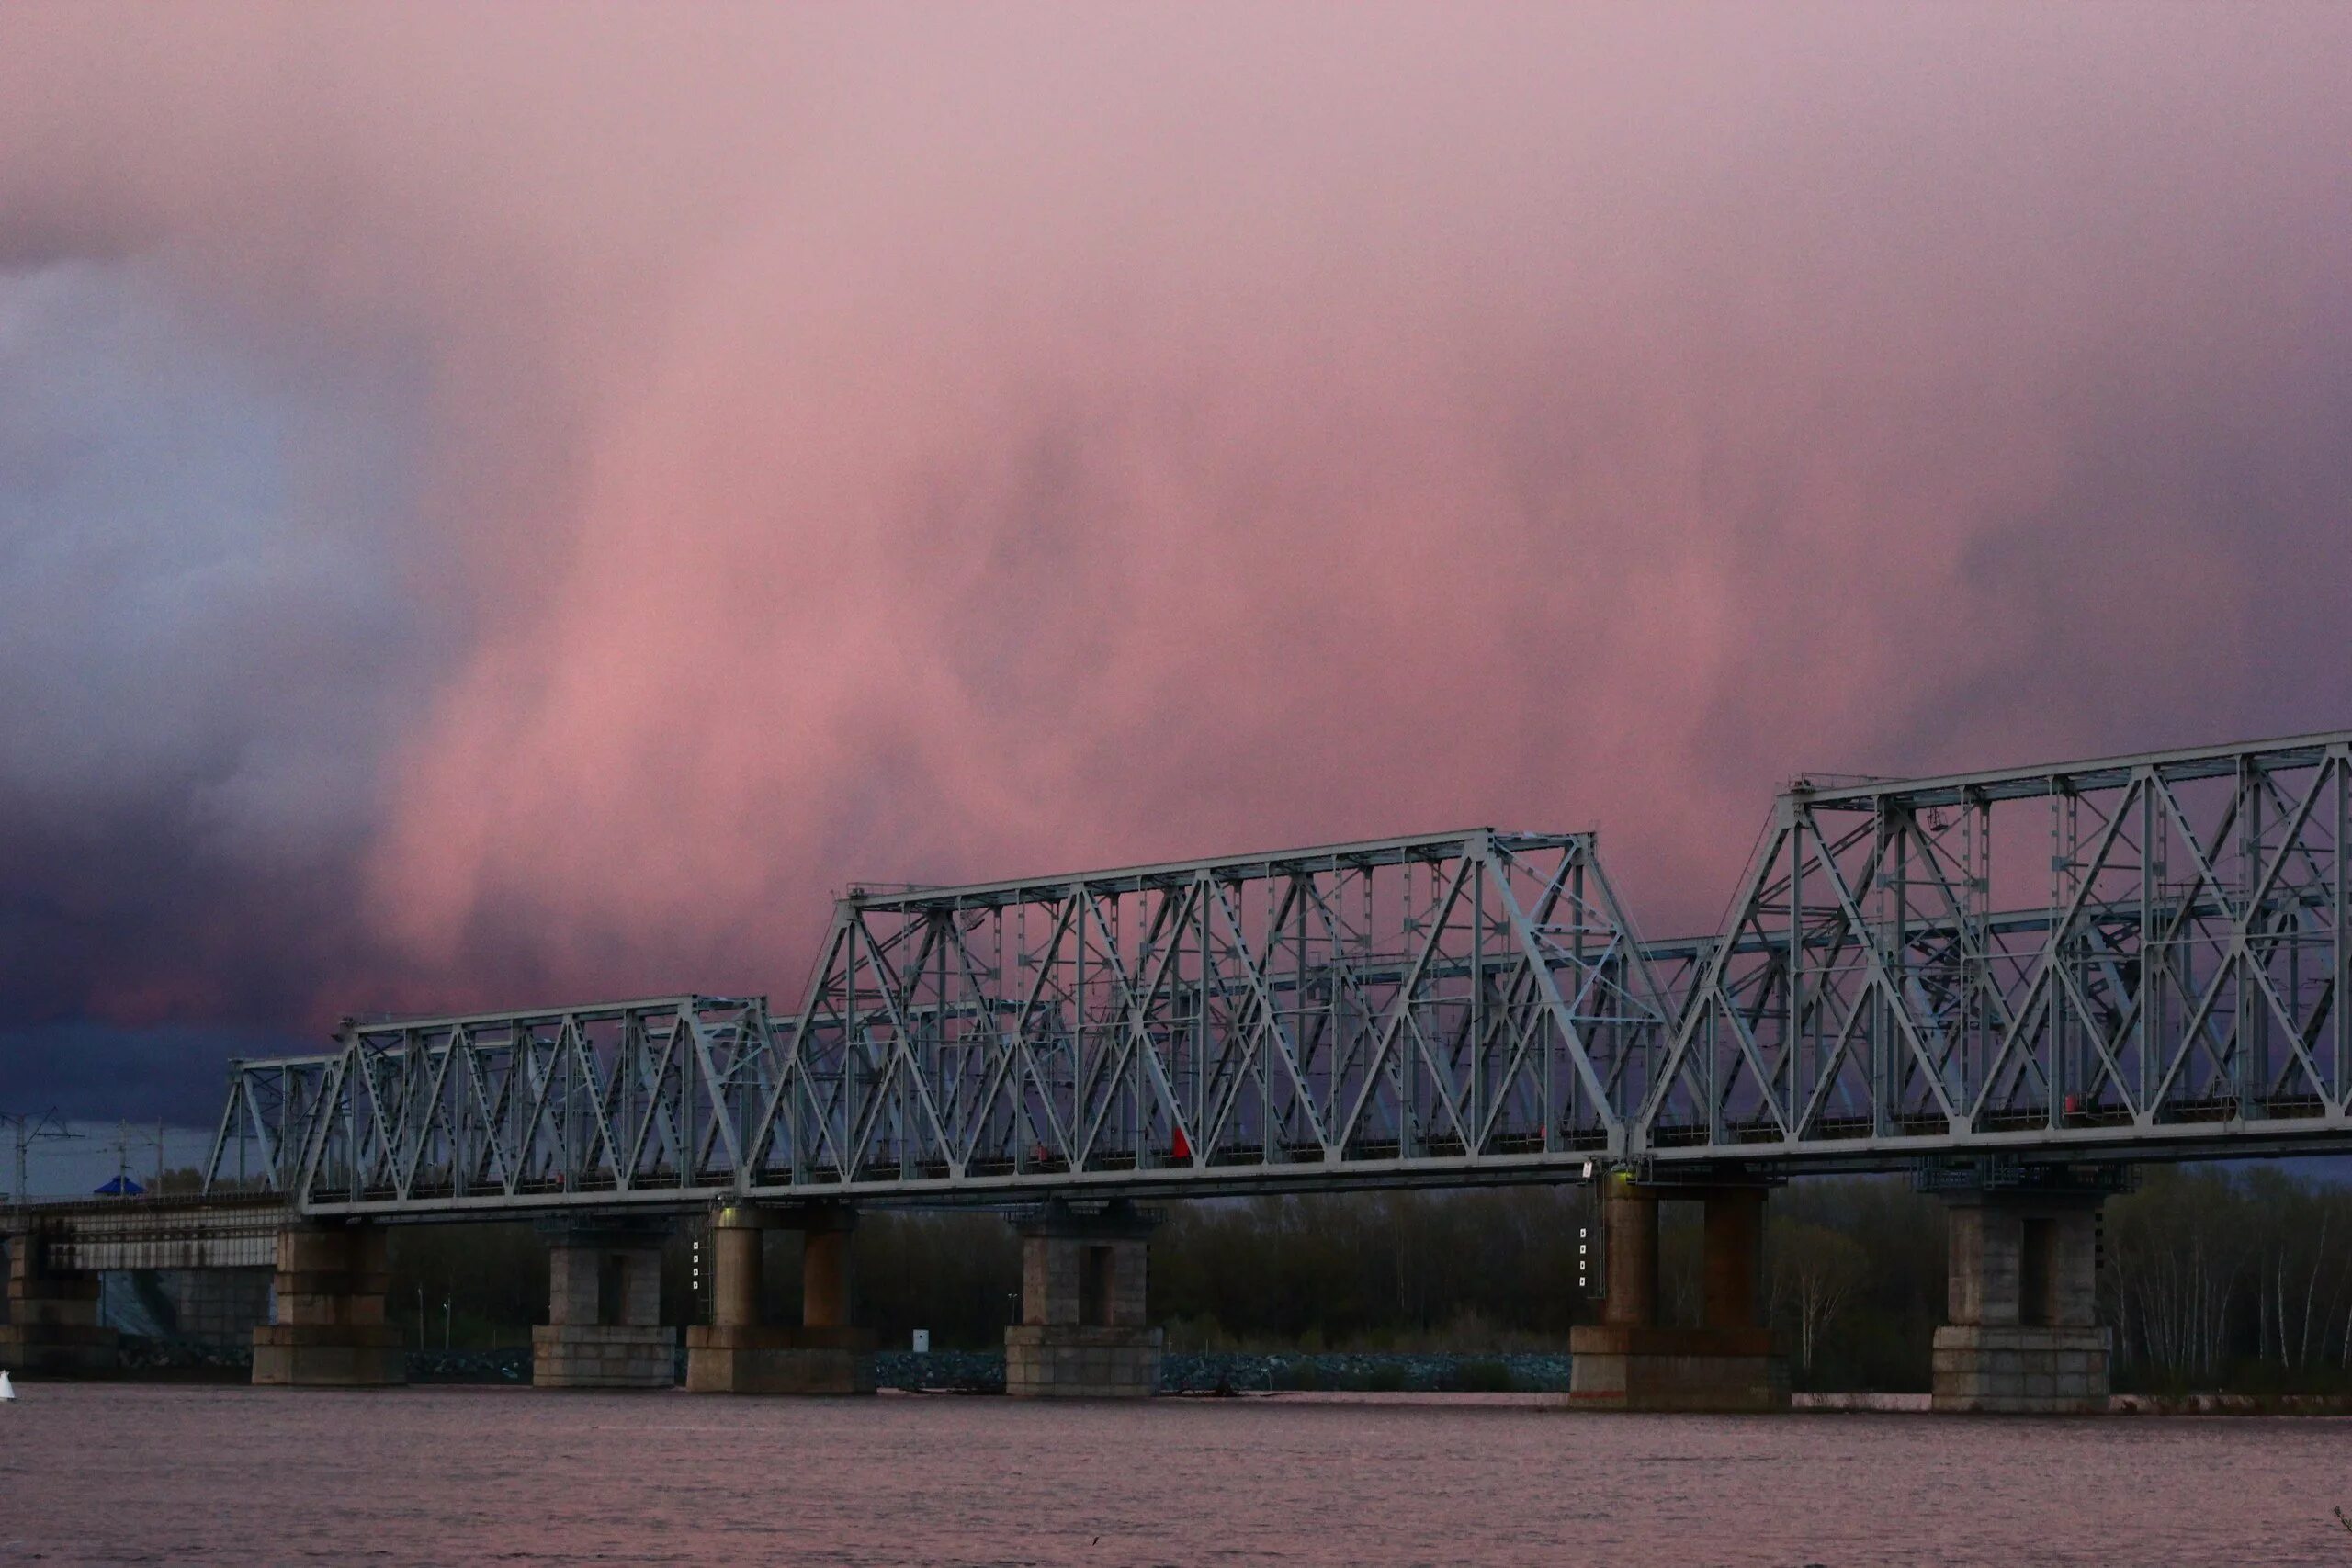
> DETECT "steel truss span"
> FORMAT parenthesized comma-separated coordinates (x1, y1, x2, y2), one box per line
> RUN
(205, 731, 2352, 1217)
(1645, 730, 2352, 1168)
(207, 832, 1664, 1215)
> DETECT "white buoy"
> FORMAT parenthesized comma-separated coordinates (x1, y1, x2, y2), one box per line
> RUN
(0, 1370, 15, 1401)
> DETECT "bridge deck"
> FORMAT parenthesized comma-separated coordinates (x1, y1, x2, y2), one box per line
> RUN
(7, 1195, 288, 1269)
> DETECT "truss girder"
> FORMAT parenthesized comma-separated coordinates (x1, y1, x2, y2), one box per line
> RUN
(206, 833, 1674, 1214)
(199, 734, 2352, 1217)
(1636, 732, 2352, 1162)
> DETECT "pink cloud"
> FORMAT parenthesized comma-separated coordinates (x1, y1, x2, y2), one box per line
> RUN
(3, 4, 2348, 1024)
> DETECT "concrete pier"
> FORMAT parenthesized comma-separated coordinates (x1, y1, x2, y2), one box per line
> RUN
(533, 1224, 674, 1388)
(685, 1203, 874, 1393)
(252, 1222, 406, 1386)
(1567, 1176, 1788, 1411)
(1932, 1179, 2109, 1413)
(1005, 1201, 1161, 1398)
(1, 1223, 119, 1375)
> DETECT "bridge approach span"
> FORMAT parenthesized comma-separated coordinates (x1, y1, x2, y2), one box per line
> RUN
(196, 729, 2352, 1219)
(18, 1196, 284, 1271)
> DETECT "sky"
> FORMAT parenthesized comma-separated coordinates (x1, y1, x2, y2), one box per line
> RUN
(2, 3, 2350, 1131)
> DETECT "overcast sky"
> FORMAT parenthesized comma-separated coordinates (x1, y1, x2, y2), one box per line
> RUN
(3, 4, 2350, 1125)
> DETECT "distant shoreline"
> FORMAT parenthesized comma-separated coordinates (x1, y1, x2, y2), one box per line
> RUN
(61, 1338, 2352, 1411)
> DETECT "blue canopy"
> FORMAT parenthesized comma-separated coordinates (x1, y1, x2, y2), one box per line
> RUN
(93, 1175, 144, 1196)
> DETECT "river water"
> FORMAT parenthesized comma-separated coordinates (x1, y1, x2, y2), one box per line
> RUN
(3, 1384, 2346, 1565)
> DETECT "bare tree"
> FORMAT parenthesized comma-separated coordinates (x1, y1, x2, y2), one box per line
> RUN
(1769, 1221, 1868, 1374)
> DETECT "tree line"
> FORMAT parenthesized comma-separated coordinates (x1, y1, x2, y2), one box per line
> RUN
(344, 1162, 2352, 1392)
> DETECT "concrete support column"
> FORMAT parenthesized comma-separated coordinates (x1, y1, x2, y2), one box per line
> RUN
(0, 1224, 119, 1376)
(685, 1203, 874, 1394)
(1600, 1179, 1658, 1327)
(532, 1224, 674, 1388)
(712, 1213, 763, 1329)
(1005, 1201, 1161, 1397)
(252, 1222, 405, 1387)
(1568, 1175, 1788, 1412)
(1932, 1185, 2109, 1413)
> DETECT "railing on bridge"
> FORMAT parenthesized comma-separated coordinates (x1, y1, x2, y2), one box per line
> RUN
(203, 731, 2352, 1217)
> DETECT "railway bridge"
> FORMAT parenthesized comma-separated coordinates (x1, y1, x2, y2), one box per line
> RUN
(9, 729, 2350, 1410)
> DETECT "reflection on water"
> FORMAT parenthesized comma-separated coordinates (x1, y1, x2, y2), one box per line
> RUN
(2, 1384, 2346, 1565)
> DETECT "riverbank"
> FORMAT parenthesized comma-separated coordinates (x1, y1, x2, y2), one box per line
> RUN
(107, 1338, 1577, 1392)
(80, 1337, 2352, 1409)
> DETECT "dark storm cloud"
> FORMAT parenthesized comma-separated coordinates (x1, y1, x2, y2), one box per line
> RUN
(0, 6, 2349, 1123)
(0, 259, 438, 1115)
(0, 1021, 306, 1124)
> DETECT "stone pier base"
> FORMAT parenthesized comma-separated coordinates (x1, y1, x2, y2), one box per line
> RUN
(252, 1223, 405, 1387)
(534, 1225, 674, 1389)
(685, 1204, 875, 1394)
(1931, 1325, 2109, 1414)
(1006, 1201, 1160, 1398)
(684, 1325, 876, 1393)
(1005, 1324, 1163, 1397)
(1566, 1175, 1789, 1413)
(251, 1325, 406, 1386)
(533, 1324, 677, 1388)
(1566, 1325, 1788, 1413)
(1931, 1174, 2113, 1414)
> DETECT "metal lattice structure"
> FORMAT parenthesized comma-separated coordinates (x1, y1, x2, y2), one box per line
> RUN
(1637, 730, 2352, 1165)
(209, 832, 1670, 1215)
(203, 731, 2352, 1217)
(199, 998, 784, 1215)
